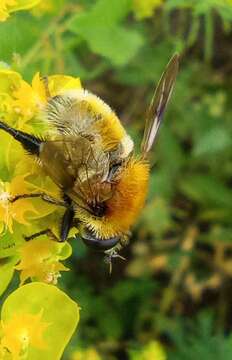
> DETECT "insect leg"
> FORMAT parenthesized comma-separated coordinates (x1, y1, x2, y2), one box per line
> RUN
(60, 207, 75, 242)
(24, 228, 59, 242)
(10, 192, 67, 207)
(0, 120, 42, 155)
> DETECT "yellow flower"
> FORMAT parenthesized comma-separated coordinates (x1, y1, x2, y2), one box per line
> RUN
(15, 238, 70, 285)
(133, 0, 164, 19)
(140, 341, 166, 360)
(0, 68, 22, 94)
(0, 0, 16, 21)
(0, 0, 41, 22)
(0, 68, 81, 122)
(12, 72, 81, 121)
(0, 175, 37, 233)
(0, 310, 49, 360)
(47, 74, 82, 97)
(12, 72, 47, 121)
(71, 348, 102, 360)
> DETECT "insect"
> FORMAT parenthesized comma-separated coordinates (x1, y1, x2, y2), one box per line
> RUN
(0, 54, 179, 272)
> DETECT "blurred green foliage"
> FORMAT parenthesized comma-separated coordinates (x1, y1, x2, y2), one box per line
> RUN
(1, 0, 232, 359)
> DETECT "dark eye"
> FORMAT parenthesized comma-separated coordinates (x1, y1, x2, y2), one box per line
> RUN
(90, 202, 106, 217)
(80, 227, 120, 251)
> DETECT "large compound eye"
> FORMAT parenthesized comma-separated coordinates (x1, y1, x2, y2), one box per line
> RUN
(80, 227, 120, 251)
(90, 202, 106, 217)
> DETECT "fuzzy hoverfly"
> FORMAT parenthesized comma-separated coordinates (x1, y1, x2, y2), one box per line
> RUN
(0, 54, 179, 272)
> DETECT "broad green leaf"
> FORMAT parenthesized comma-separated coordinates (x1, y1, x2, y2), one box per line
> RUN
(0, 224, 25, 258)
(68, 0, 143, 66)
(1, 282, 80, 360)
(58, 241, 72, 260)
(69, 0, 132, 27)
(77, 25, 143, 66)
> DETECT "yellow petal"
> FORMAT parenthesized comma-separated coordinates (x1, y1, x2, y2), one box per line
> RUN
(0, 69, 21, 94)
(1, 310, 49, 358)
(32, 72, 47, 103)
(48, 75, 82, 97)
(15, 238, 70, 284)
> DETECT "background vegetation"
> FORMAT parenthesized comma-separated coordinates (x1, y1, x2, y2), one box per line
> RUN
(0, 0, 232, 359)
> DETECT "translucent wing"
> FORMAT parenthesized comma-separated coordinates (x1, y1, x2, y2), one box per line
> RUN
(39, 136, 112, 207)
(141, 53, 179, 157)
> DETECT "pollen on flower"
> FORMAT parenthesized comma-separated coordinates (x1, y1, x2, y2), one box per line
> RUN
(44, 271, 61, 284)
(0, 310, 49, 359)
(14, 106, 21, 114)
(0, 190, 11, 203)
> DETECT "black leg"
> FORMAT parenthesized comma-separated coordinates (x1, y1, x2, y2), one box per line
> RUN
(10, 192, 67, 207)
(24, 228, 59, 242)
(0, 120, 42, 155)
(60, 207, 75, 242)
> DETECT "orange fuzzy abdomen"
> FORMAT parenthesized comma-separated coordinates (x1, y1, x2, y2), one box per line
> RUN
(106, 159, 149, 231)
(86, 159, 150, 238)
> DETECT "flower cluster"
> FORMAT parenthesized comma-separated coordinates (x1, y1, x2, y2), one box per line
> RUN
(0, 283, 80, 360)
(0, 310, 49, 359)
(15, 238, 71, 285)
(0, 65, 81, 287)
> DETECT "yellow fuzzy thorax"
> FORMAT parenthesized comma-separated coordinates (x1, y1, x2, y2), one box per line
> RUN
(86, 92, 126, 150)
(79, 158, 150, 239)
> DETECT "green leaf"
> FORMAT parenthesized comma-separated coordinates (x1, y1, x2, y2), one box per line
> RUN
(1, 282, 80, 360)
(0, 256, 18, 296)
(68, 0, 143, 66)
(193, 126, 232, 156)
(180, 175, 232, 209)
(58, 241, 72, 260)
(70, 0, 132, 27)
